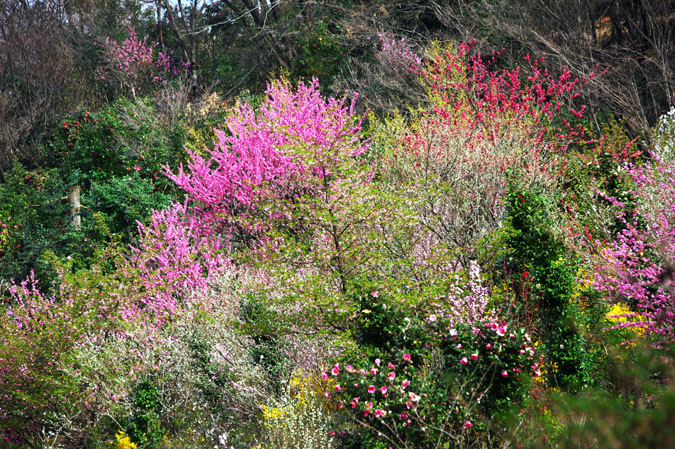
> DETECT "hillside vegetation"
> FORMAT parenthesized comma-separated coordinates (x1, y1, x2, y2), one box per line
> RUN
(1, 1, 674, 448)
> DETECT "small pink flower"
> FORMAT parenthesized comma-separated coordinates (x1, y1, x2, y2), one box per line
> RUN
(429, 314, 437, 322)
(486, 343, 493, 350)
(456, 344, 462, 349)
(460, 357, 468, 365)
(497, 327, 506, 336)
(321, 373, 329, 380)
(449, 328, 458, 336)
(370, 367, 378, 375)
(401, 379, 410, 389)
(501, 370, 508, 378)
(372, 290, 379, 298)
(403, 353, 411, 362)
(133, 165, 142, 171)
(346, 365, 354, 372)
(470, 353, 479, 361)
(387, 362, 395, 369)
(335, 385, 341, 391)
(331, 367, 340, 376)
(464, 421, 473, 429)
(368, 385, 376, 394)
(374, 409, 387, 417)
(387, 372, 396, 381)
(379, 386, 387, 395)
(375, 358, 381, 366)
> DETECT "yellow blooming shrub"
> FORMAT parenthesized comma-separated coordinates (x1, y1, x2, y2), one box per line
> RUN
(109, 430, 137, 449)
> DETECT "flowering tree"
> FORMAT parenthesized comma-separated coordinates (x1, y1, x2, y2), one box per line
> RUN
(383, 43, 586, 264)
(594, 154, 675, 345)
(97, 27, 188, 98)
(167, 79, 378, 296)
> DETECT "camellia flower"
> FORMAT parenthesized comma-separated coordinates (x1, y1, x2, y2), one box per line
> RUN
(403, 353, 411, 362)
(460, 357, 468, 365)
(486, 343, 493, 350)
(374, 409, 387, 417)
(379, 386, 387, 395)
(321, 372, 329, 380)
(401, 379, 410, 389)
(368, 385, 376, 394)
(387, 372, 396, 381)
(372, 290, 379, 298)
(464, 421, 473, 429)
(501, 370, 508, 378)
(429, 314, 437, 322)
(470, 353, 479, 360)
(370, 367, 379, 375)
(335, 385, 341, 391)
(375, 358, 381, 366)
(449, 328, 458, 336)
(387, 362, 395, 369)
(331, 366, 340, 376)
(497, 327, 506, 336)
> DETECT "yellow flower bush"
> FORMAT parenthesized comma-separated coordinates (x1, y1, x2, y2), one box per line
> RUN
(109, 430, 137, 449)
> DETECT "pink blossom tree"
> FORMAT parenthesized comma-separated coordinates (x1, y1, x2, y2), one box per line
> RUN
(593, 155, 675, 345)
(97, 27, 188, 97)
(166, 79, 377, 296)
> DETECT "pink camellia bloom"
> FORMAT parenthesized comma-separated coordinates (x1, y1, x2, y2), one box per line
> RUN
(387, 372, 396, 381)
(456, 344, 462, 349)
(321, 372, 329, 380)
(401, 379, 410, 388)
(470, 353, 479, 361)
(346, 365, 354, 373)
(388, 362, 395, 369)
(331, 366, 340, 376)
(429, 314, 437, 322)
(449, 328, 458, 336)
(403, 353, 411, 361)
(368, 385, 376, 394)
(335, 385, 341, 391)
(460, 357, 468, 365)
(501, 370, 508, 378)
(374, 409, 387, 417)
(372, 290, 379, 298)
(379, 386, 387, 395)
(486, 343, 493, 350)
(375, 358, 381, 366)
(370, 367, 379, 375)
(534, 370, 541, 377)
(325, 392, 331, 398)
(359, 368, 367, 375)
(134, 165, 142, 171)
(400, 411, 409, 419)
(464, 421, 473, 429)
(353, 383, 359, 388)
(496, 327, 506, 336)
